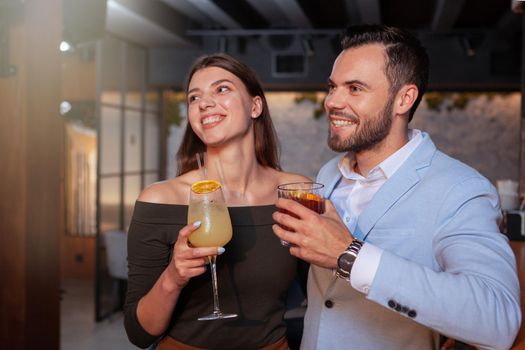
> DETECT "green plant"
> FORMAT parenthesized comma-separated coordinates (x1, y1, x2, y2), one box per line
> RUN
(424, 92, 448, 112)
(294, 92, 326, 119)
(424, 92, 509, 112)
(166, 92, 186, 127)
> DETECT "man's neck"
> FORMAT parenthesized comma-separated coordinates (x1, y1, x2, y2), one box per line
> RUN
(354, 129, 409, 177)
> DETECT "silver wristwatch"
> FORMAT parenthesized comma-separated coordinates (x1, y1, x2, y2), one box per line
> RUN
(336, 239, 364, 281)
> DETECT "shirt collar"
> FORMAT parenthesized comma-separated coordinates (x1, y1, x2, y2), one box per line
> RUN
(338, 129, 423, 181)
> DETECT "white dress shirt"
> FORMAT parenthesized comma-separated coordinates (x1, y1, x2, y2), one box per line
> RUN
(331, 129, 423, 293)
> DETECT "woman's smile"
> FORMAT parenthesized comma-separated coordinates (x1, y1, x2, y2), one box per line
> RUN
(201, 113, 226, 128)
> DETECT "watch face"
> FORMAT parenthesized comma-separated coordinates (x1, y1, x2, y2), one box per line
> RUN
(338, 252, 355, 272)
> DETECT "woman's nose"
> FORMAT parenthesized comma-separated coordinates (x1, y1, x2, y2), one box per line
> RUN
(198, 95, 215, 109)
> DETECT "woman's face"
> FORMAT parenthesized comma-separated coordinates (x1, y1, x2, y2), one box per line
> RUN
(186, 66, 261, 147)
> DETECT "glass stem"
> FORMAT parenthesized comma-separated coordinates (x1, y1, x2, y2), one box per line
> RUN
(208, 255, 221, 314)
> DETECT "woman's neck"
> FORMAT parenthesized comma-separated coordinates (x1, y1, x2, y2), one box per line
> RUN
(204, 145, 263, 203)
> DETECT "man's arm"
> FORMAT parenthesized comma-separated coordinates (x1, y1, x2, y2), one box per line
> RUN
(366, 177, 520, 350)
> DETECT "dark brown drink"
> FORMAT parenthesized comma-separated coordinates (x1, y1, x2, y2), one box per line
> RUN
(277, 182, 325, 246)
(280, 194, 325, 215)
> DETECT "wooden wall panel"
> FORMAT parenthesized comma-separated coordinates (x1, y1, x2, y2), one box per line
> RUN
(24, 1, 62, 348)
(61, 236, 96, 280)
(0, 0, 62, 348)
(61, 52, 96, 101)
(0, 15, 27, 349)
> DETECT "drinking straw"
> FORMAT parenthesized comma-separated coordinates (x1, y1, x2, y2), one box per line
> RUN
(196, 153, 205, 180)
(215, 159, 229, 198)
(202, 152, 208, 178)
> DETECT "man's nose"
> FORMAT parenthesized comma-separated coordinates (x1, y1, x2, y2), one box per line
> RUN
(325, 89, 346, 110)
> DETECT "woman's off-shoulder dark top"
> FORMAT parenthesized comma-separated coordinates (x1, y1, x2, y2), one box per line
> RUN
(124, 201, 299, 349)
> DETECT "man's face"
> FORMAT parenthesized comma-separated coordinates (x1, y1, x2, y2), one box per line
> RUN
(325, 44, 394, 153)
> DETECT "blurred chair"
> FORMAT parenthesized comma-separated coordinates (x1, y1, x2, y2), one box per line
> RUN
(103, 230, 128, 317)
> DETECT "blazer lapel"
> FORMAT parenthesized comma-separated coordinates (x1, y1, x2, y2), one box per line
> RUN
(322, 154, 345, 198)
(354, 133, 437, 241)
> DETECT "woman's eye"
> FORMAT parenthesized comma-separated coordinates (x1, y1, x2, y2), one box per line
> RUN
(217, 85, 230, 93)
(188, 95, 199, 103)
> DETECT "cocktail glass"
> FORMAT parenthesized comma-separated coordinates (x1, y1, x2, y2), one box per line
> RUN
(188, 180, 238, 320)
(277, 182, 325, 247)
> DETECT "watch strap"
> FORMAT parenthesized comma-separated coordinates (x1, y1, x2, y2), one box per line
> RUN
(336, 239, 364, 281)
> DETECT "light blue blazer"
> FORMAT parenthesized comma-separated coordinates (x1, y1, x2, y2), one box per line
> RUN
(302, 132, 521, 350)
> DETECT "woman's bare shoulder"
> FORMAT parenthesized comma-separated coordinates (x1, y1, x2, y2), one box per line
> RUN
(274, 169, 312, 184)
(138, 172, 196, 205)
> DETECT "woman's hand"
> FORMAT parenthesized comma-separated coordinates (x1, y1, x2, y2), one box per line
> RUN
(167, 221, 224, 290)
(136, 220, 225, 337)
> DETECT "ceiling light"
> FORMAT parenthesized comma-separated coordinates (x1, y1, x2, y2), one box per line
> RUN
(60, 41, 74, 53)
(60, 101, 72, 116)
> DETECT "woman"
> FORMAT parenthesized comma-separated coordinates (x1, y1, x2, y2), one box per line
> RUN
(124, 53, 309, 350)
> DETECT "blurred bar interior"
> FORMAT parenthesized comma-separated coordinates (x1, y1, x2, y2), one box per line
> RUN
(1, 0, 525, 348)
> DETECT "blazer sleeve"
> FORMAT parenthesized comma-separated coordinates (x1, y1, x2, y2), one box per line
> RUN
(366, 176, 521, 350)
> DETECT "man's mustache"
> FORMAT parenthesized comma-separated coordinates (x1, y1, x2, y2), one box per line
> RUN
(327, 110, 359, 124)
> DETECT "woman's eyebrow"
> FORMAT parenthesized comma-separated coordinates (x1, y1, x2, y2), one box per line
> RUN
(211, 78, 234, 87)
(187, 78, 234, 95)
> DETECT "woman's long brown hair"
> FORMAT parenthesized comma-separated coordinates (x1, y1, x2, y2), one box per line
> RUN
(176, 53, 281, 175)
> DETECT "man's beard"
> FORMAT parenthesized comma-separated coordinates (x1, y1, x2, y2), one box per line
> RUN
(327, 96, 394, 153)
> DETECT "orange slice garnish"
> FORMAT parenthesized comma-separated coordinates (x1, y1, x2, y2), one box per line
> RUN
(306, 193, 320, 201)
(191, 180, 221, 194)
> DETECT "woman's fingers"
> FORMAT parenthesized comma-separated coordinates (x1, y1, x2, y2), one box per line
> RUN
(177, 264, 207, 280)
(177, 220, 202, 245)
(170, 221, 226, 285)
(177, 220, 226, 255)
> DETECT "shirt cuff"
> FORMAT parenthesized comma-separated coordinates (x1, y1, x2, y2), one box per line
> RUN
(350, 243, 383, 295)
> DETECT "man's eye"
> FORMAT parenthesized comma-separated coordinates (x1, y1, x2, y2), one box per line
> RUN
(349, 86, 361, 93)
(327, 84, 335, 93)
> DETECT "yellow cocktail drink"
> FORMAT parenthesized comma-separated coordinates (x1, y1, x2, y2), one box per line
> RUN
(187, 179, 237, 320)
(188, 201, 232, 247)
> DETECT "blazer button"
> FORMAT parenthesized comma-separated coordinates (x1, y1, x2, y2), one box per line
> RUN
(395, 304, 402, 312)
(387, 299, 397, 309)
(407, 309, 417, 318)
(324, 300, 334, 308)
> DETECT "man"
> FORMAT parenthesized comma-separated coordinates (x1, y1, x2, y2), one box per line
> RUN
(272, 24, 521, 350)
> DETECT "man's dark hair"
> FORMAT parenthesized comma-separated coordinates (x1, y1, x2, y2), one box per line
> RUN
(340, 24, 429, 122)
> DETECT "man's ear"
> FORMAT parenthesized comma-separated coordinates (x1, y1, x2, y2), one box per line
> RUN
(394, 84, 418, 116)
(251, 96, 263, 119)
